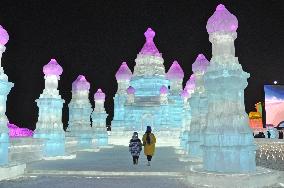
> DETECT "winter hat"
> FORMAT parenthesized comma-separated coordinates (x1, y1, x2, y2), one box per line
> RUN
(146, 126, 152, 132)
(133, 132, 138, 138)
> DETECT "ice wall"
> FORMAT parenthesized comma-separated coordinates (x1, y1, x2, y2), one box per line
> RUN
(202, 4, 256, 172)
(34, 59, 65, 157)
(0, 25, 14, 165)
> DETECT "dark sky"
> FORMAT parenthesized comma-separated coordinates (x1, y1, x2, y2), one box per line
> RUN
(0, 0, 283, 130)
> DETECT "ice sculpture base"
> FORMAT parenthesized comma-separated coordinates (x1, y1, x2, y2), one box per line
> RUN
(94, 133, 109, 147)
(43, 154, 76, 160)
(185, 164, 280, 188)
(0, 163, 26, 181)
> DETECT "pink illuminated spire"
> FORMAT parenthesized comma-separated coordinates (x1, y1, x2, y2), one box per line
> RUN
(185, 74, 195, 91)
(206, 4, 238, 34)
(115, 62, 132, 80)
(0, 25, 9, 45)
(139, 28, 161, 57)
(94, 88, 105, 101)
(166, 60, 184, 80)
(72, 75, 90, 91)
(192, 54, 210, 73)
(160, 85, 168, 94)
(181, 89, 190, 98)
(126, 86, 135, 94)
(43, 59, 63, 76)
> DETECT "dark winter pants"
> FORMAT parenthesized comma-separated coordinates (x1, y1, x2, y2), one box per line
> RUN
(133, 156, 139, 164)
(147, 155, 152, 161)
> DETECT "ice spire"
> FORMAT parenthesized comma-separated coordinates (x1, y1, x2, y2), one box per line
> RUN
(115, 62, 132, 81)
(43, 59, 63, 77)
(185, 74, 195, 93)
(139, 28, 161, 57)
(159, 85, 168, 95)
(206, 4, 238, 34)
(72, 75, 90, 91)
(94, 88, 106, 101)
(192, 54, 210, 74)
(166, 61, 184, 80)
(0, 25, 9, 46)
(126, 86, 135, 95)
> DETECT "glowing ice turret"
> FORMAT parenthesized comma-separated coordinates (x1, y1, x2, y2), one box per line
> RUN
(180, 89, 192, 150)
(126, 86, 135, 103)
(112, 62, 132, 130)
(0, 25, 13, 165)
(166, 61, 184, 94)
(34, 59, 65, 157)
(67, 75, 93, 148)
(159, 85, 168, 104)
(187, 54, 210, 157)
(185, 74, 196, 97)
(140, 28, 161, 57)
(91, 89, 108, 146)
(202, 4, 256, 173)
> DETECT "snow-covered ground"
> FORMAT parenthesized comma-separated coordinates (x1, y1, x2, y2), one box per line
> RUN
(0, 146, 190, 188)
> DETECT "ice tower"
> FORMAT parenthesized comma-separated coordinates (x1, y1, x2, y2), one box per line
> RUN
(187, 54, 209, 157)
(112, 28, 184, 137)
(202, 4, 256, 172)
(112, 62, 132, 131)
(67, 75, 93, 148)
(34, 59, 65, 157)
(91, 89, 108, 146)
(0, 25, 14, 165)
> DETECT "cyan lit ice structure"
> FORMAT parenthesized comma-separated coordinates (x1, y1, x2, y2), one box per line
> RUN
(202, 4, 256, 173)
(111, 62, 132, 132)
(112, 28, 184, 136)
(91, 89, 108, 146)
(0, 25, 14, 165)
(34, 59, 65, 157)
(187, 54, 209, 157)
(67, 75, 93, 148)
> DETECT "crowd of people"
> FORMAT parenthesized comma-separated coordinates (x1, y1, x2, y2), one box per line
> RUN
(254, 130, 284, 139)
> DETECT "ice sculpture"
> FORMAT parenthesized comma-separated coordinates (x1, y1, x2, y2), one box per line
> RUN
(0, 25, 14, 165)
(111, 62, 132, 131)
(34, 59, 65, 157)
(67, 75, 93, 148)
(187, 54, 209, 157)
(112, 28, 184, 132)
(91, 89, 108, 146)
(202, 4, 256, 172)
(8, 122, 33, 137)
(180, 89, 191, 150)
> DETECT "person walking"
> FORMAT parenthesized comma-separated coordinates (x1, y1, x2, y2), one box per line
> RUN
(142, 126, 156, 166)
(129, 132, 142, 165)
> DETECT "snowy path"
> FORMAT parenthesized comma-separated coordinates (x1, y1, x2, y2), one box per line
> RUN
(0, 146, 191, 188)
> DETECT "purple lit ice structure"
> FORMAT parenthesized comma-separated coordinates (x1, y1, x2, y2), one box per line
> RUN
(115, 62, 132, 81)
(180, 89, 189, 99)
(126, 86, 135, 95)
(0, 25, 9, 45)
(43, 59, 63, 77)
(159, 85, 168, 95)
(139, 28, 161, 57)
(8, 122, 33, 137)
(72, 75, 90, 91)
(166, 61, 184, 80)
(206, 4, 238, 34)
(185, 74, 196, 94)
(92, 89, 108, 146)
(192, 54, 210, 73)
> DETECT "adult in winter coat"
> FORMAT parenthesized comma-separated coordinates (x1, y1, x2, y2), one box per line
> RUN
(142, 126, 156, 166)
(129, 132, 142, 165)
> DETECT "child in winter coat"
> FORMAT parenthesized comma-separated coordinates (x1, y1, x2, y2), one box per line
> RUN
(129, 132, 142, 165)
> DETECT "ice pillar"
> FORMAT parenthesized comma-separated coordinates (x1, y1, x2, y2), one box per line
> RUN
(188, 54, 209, 157)
(0, 25, 13, 165)
(67, 75, 93, 148)
(91, 89, 108, 146)
(202, 4, 256, 172)
(111, 62, 132, 131)
(180, 89, 191, 151)
(34, 59, 65, 157)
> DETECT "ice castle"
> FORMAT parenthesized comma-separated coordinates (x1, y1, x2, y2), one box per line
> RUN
(112, 28, 184, 133)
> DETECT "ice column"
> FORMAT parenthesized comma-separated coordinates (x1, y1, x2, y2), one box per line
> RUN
(67, 75, 93, 148)
(188, 54, 209, 157)
(180, 89, 191, 151)
(202, 4, 256, 172)
(91, 89, 108, 146)
(0, 25, 13, 165)
(111, 62, 132, 131)
(166, 61, 184, 128)
(34, 59, 65, 157)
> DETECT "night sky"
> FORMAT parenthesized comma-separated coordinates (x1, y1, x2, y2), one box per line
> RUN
(0, 0, 283, 130)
